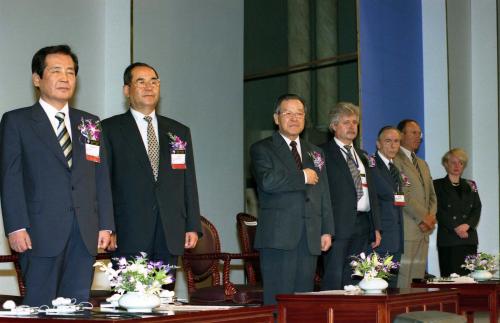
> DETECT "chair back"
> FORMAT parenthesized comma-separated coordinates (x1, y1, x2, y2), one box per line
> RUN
(236, 213, 261, 285)
(184, 216, 221, 283)
(0, 253, 25, 297)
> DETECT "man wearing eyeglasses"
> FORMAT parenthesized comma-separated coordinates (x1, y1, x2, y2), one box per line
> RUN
(394, 119, 437, 288)
(250, 93, 334, 305)
(101, 63, 202, 286)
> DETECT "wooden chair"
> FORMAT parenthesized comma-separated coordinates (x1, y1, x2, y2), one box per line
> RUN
(236, 212, 261, 285)
(182, 216, 262, 304)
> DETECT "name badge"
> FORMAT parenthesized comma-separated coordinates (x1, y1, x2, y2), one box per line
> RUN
(85, 143, 100, 163)
(394, 194, 405, 206)
(171, 150, 186, 169)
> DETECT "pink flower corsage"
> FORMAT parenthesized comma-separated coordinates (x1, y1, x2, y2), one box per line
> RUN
(368, 155, 376, 168)
(78, 118, 101, 144)
(168, 132, 188, 151)
(400, 172, 411, 187)
(466, 179, 478, 192)
(308, 151, 325, 171)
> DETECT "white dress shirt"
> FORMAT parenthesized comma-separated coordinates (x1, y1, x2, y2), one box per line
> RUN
(334, 137, 370, 212)
(279, 133, 308, 184)
(39, 98, 72, 140)
(130, 108, 158, 153)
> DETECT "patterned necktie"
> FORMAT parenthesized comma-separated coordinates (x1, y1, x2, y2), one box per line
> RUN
(388, 162, 400, 191)
(55, 112, 72, 168)
(344, 145, 363, 201)
(144, 116, 159, 181)
(290, 141, 303, 170)
(411, 152, 423, 183)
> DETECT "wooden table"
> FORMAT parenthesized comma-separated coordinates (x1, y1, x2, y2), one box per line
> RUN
(276, 288, 459, 323)
(0, 306, 276, 323)
(412, 280, 500, 323)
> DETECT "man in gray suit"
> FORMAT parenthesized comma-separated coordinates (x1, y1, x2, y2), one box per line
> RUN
(250, 94, 334, 305)
(394, 119, 437, 288)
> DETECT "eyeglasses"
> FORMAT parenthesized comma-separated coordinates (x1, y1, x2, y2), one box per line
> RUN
(133, 78, 160, 88)
(279, 111, 306, 119)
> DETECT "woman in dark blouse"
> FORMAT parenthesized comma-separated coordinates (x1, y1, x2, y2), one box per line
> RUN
(434, 148, 482, 277)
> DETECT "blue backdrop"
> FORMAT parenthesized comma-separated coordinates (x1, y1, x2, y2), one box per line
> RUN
(359, 0, 425, 157)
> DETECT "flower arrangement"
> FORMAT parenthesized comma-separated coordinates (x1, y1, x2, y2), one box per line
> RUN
(94, 252, 174, 295)
(462, 252, 499, 272)
(168, 132, 187, 151)
(350, 252, 400, 280)
(78, 118, 101, 144)
(308, 151, 325, 171)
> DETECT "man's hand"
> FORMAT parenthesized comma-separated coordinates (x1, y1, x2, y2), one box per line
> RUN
(371, 230, 381, 248)
(185, 232, 198, 249)
(97, 230, 111, 250)
(422, 213, 436, 230)
(418, 221, 431, 232)
(320, 234, 332, 251)
(304, 168, 319, 185)
(8, 230, 32, 253)
(455, 224, 470, 239)
(106, 233, 118, 251)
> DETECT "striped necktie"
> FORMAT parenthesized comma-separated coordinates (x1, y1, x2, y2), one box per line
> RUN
(344, 145, 363, 201)
(388, 162, 400, 191)
(55, 112, 72, 168)
(290, 141, 303, 170)
(411, 152, 423, 183)
(144, 116, 160, 181)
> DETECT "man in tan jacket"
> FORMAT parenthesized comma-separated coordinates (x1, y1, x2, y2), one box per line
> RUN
(394, 119, 437, 288)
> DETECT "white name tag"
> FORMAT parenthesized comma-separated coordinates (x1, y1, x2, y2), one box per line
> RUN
(171, 150, 186, 169)
(85, 143, 100, 163)
(394, 194, 405, 206)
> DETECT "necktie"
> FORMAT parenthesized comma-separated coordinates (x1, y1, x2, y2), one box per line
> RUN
(388, 162, 400, 191)
(290, 141, 303, 170)
(55, 112, 72, 168)
(344, 145, 363, 200)
(144, 116, 160, 181)
(411, 152, 423, 183)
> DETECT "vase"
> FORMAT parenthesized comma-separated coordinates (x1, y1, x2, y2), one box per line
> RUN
(118, 292, 161, 312)
(358, 277, 388, 294)
(470, 270, 493, 281)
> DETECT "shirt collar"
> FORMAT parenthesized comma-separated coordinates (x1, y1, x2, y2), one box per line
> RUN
(377, 151, 392, 168)
(399, 146, 413, 161)
(279, 133, 301, 148)
(39, 98, 69, 117)
(130, 107, 156, 123)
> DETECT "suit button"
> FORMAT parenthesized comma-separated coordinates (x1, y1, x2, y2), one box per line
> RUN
(448, 204, 451, 208)
(71, 186, 75, 191)
(453, 216, 456, 220)
(463, 215, 467, 218)
(305, 198, 310, 202)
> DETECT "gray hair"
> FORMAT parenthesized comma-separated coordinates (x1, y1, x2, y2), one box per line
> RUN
(328, 102, 360, 126)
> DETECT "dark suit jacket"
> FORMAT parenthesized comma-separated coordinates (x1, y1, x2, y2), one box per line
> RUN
(250, 132, 334, 255)
(0, 102, 114, 257)
(319, 140, 380, 240)
(433, 176, 481, 247)
(370, 153, 404, 254)
(102, 110, 201, 256)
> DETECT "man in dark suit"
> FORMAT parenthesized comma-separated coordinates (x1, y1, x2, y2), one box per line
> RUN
(320, 102, 381, 290)
(250, 94, 334, 305)
(370, 126, 405, 287)
(394, 119, 437, 288)
(0, 45, 114, 306)
(102, 63, 201, 282)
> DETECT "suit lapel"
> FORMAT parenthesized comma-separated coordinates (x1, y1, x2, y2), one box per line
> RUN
(329, 141, 355, 188)
(120, 111, 153, 178)
(68, 109, 84, 173)
(375, 154, 394, 188)
(272, 132, 299, 171)
(157, 116, 173, 179)
(29, 103, 70, 170)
